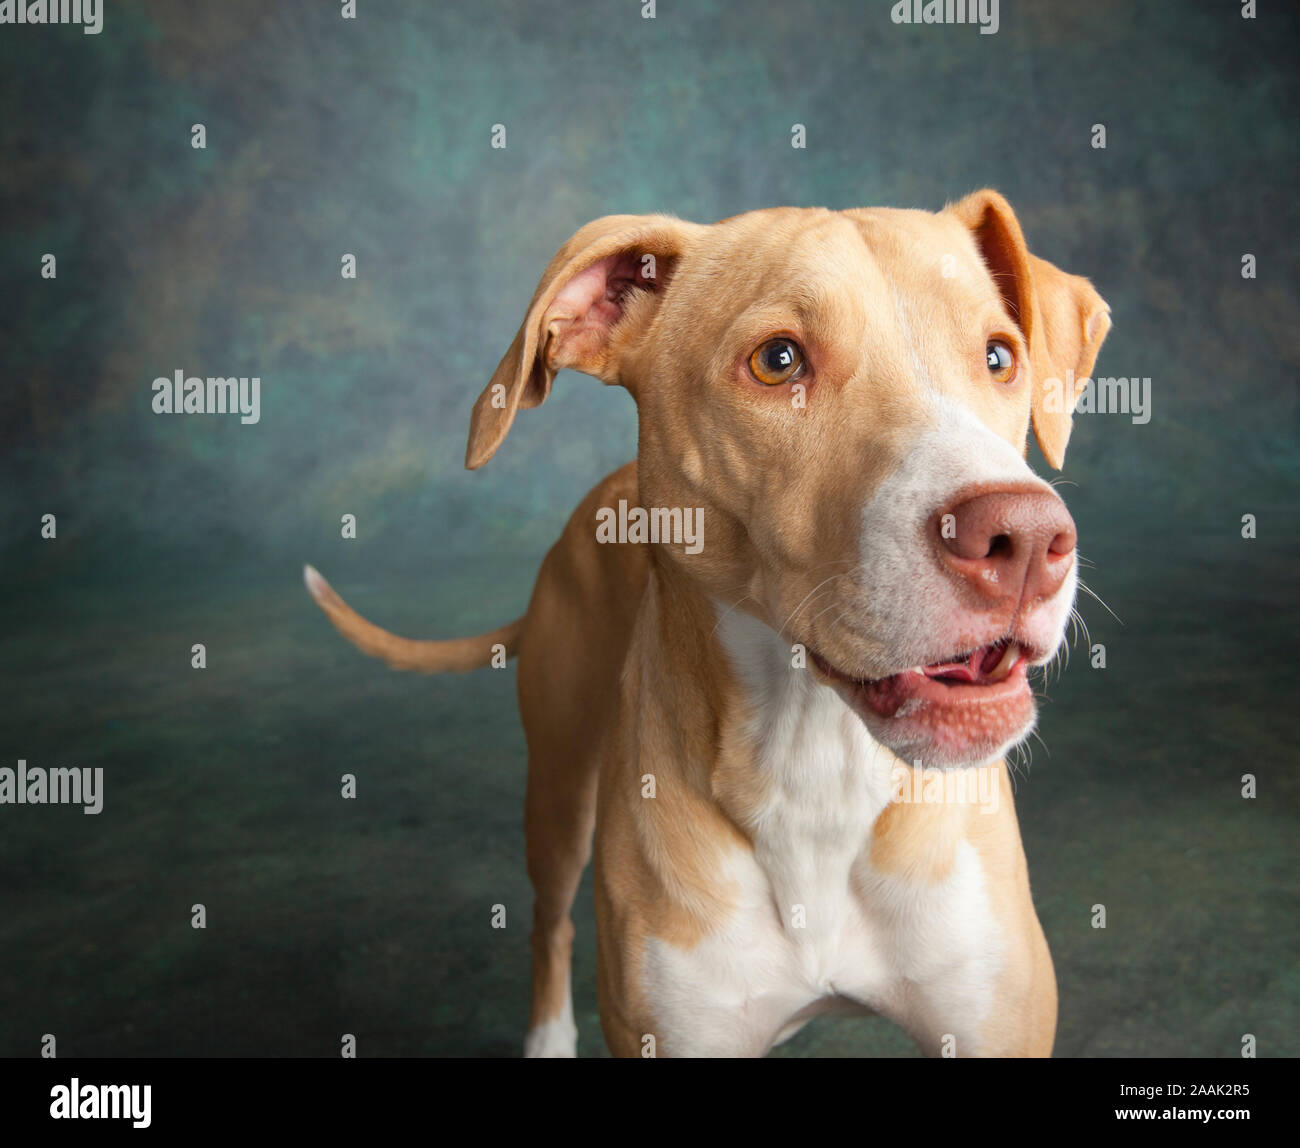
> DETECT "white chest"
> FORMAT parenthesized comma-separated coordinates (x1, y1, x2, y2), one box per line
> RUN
(639, 610, 1006, 1056)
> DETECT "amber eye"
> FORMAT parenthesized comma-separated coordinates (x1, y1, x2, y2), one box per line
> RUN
(748, 338, 805, 386)
(986, 339, 1016, 384)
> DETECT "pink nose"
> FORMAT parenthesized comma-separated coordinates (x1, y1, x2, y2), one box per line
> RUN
(936, 488, 1077, 607)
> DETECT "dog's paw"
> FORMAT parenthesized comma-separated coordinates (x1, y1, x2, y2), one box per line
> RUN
(523, 1015, 578, 1058)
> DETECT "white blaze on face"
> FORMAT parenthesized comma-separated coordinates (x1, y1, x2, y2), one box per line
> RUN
(855, 397, 1077, 669)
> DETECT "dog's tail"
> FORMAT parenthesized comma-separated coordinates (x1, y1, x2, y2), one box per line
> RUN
(302, 564, 522, 674)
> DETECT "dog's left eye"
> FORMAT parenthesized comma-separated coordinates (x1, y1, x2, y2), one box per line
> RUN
(986, 339, 1016, 384)
(749, 338, 805, 386)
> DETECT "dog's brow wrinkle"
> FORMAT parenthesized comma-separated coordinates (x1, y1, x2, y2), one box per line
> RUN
(880, 277, 935, 397)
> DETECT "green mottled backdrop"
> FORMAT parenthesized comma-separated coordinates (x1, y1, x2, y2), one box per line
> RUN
(0, 0, 1296, 1057)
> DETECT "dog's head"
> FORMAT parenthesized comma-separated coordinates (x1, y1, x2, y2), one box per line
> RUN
(467, 192, 1110, 769)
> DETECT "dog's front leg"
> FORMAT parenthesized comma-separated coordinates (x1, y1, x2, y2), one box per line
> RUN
(893, 932, 1058, 1058)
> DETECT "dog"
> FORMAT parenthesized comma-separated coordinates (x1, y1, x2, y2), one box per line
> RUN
(304, 190, 1110, 1057)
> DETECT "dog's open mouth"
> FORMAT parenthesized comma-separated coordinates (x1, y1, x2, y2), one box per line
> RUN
(915, 640, 1023, 685)
(810, 639, 1031, 721)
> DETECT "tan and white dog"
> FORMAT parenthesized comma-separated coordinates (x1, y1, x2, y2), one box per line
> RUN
(304, 190, 1110, 1058)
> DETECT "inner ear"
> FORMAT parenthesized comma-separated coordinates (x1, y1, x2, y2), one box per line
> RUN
(545, 250, 668, 375)
(971, 213, 1031, 337)
(950, 190, 1036, 344)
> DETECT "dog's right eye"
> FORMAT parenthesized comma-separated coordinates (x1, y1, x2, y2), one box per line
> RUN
(986, 339, 1017, 384)
(748, 338, 805, 386)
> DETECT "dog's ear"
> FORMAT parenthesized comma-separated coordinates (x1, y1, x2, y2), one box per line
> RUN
(1022, 252, 1112, 467)
(948, 189, 1111, 469)
(466, 214, 697, 469)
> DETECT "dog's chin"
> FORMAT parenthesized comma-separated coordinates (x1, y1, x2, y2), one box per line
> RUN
(809, 643, 1039, 770)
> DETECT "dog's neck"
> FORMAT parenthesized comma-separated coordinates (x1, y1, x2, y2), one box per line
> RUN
(632, 551, 997, 878)
(636, 553, 894, 824)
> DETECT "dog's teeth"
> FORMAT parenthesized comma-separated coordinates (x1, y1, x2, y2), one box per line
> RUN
(986, 642, 1019, 682)
(912, 666, 926, 675)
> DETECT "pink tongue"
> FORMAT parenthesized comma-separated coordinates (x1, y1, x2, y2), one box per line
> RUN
(923, 646, 1000, 682)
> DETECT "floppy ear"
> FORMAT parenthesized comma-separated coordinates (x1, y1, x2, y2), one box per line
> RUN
(466, 214, 697, 469)
(1022, 252, 1112, 467)
(948, 189, 1111, 469)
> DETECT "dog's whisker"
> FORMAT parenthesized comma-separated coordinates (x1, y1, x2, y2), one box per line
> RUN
(1070, 606, 1093, 656)
(806, 597, 850, 628)
(775, 587, 844, 646)
(778, 573, 849, 640)
(708, 591, 759, 639)
(1028, 728, 1050, 760)
(1076, 578, 1123, 625)
(828, 610, 856, 636)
